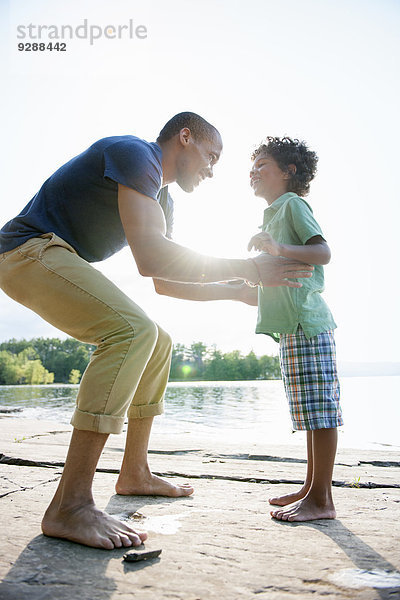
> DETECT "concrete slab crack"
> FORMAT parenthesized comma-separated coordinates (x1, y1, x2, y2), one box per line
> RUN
(1, 453, 398, 489)
(0, 475, 61, 498)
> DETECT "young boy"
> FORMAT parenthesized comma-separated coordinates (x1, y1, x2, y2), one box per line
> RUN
(248, 136, 343, 522)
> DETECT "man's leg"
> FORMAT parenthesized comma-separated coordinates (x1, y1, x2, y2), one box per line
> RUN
(116, 417, 194, 496)
(42, 428, 148, 549)
(116, 325, 194, 497)
(269, 430, 313, 506)
(0, 235, 189, 548)
(270, 427, 337, 521)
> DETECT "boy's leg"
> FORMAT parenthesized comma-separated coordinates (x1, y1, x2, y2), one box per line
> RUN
(269, 430, 313, 506)
(271, 427, 337, 521)
(42, 428, 147, 549)
(273, 328, 342, 520)
(116, 324, 194, 496)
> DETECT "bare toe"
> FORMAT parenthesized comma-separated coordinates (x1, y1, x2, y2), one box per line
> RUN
(100, 536, 115, 550)
(110, 534, 123, 548)
(177, 484, 194, 496)
(270, 509, 283, 519)
(119, 534, 134, 547)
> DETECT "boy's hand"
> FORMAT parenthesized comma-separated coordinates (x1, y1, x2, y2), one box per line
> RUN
(248, 232, 281, 256)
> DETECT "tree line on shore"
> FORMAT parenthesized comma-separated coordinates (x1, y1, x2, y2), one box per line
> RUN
(170, 342, 281, 381)
(0, 338, 281, 385)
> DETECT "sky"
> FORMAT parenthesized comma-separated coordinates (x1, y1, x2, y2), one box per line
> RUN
(0, 0, 399, 363)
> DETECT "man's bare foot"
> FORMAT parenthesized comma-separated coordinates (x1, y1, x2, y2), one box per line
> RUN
(116, 469, 194, 497)
(270, 494, 336, 522)
(269, 485, 310, 506)
(42, 502, 148, 549)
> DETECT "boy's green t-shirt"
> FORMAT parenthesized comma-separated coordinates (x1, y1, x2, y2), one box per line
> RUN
(256, 192, 336, 341)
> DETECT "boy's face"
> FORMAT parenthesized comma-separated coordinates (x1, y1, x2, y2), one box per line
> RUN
(250, 153, 290, 200)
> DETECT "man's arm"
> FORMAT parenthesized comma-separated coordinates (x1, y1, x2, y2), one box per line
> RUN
(118, 184, 313, 286)
(153, 279, 258, 305)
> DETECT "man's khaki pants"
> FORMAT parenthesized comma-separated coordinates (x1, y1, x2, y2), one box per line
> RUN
(0, 233, 172, 434)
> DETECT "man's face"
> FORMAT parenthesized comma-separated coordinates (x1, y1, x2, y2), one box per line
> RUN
(176, 131, 223, 193)
(250, 153, 289, 199)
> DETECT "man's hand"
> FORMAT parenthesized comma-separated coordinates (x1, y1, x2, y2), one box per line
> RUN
(252, 253, 313, 288)
(248, 232, 281, 256)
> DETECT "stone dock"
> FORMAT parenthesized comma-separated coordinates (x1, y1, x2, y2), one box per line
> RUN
(0, 417, 399, 600)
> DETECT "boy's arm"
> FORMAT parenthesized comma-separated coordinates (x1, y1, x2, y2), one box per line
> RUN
(279, 235, 331, 265)
(248, 233, 331, 265)
(153, 279, 258, 306)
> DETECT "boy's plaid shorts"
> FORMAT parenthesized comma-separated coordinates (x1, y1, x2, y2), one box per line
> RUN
(279, 327, 343, 431)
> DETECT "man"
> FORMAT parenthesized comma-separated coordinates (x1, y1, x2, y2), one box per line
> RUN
(0, 112, 312, 549)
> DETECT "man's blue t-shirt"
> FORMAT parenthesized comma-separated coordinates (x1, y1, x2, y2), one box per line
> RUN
(0, 136, 173, 263)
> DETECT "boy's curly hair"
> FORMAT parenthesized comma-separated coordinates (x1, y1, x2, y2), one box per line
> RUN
(251, 137, 318, 197)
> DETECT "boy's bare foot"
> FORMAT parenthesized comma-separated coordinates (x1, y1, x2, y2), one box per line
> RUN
(116, 469, 194, 497)
(270, 494, 336, 522)
(269, 485, 310, 506)
(42, 502, 148, 549)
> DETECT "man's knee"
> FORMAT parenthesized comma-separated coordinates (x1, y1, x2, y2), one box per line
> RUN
(156, 325, 172, 354)
(135, 315, 159, 348)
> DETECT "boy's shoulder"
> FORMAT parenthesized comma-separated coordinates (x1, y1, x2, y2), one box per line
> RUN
(283, 193, 314, 215)
(283, 194, 324, 242)
(264, 193, 318, 234)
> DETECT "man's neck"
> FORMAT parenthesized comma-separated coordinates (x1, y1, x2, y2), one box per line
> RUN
(158, 140, 177, 185)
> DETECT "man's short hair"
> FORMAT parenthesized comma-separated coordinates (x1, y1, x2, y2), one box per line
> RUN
(252, 137, 318, 197)
(157, 112, 219, 144)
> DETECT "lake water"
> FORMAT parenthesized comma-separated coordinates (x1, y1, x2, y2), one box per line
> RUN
(0, 376, 399, 451)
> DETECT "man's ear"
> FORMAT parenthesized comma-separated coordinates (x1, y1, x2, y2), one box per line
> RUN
(179, 127, 192, 147)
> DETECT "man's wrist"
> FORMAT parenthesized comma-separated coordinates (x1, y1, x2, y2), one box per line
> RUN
(243, 258, 260, 285)
(275, 243, 285, 257)
(223, 281, 244, 301)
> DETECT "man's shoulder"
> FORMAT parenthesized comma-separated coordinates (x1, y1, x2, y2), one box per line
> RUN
(92, 135, 154, 151)
(100, 135, 162, 198)
(95, 135, 162, 167)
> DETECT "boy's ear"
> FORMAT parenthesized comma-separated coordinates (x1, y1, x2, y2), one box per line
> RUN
(286, 164, 297, 177)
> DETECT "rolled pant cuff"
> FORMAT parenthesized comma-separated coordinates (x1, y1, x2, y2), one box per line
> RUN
(71, 408, 125, 434)
(127, 401, 164, 419)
